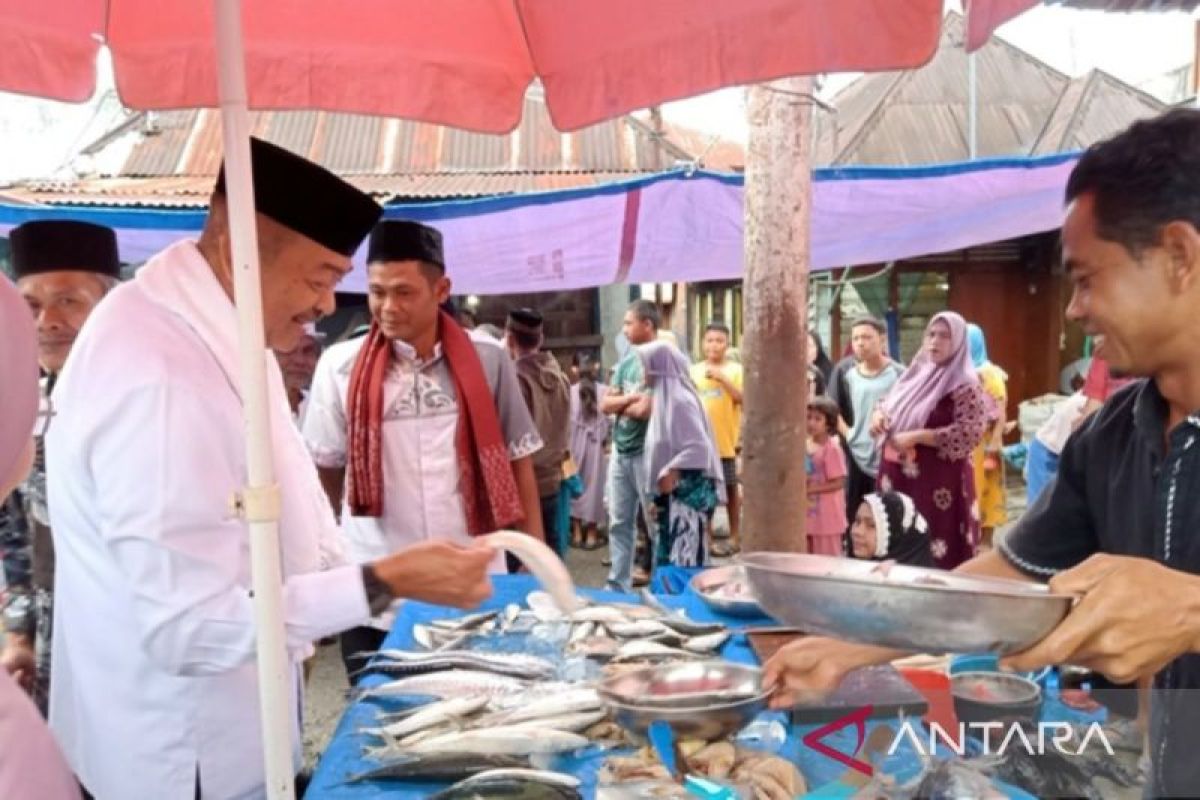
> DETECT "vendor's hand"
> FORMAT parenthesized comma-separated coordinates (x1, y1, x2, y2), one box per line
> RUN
(372, 541, 495, 609)
(1000, 554, 1200, 684)
(704, 366, 725, 383)
(1, 633, 35, 692)
(657, 470, 679, 495)
(762, 636, 897, 709)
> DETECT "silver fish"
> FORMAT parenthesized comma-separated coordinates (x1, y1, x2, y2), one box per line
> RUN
(413, 624, 436, 650)
(682, 631, 731, 653)
(501, 603, 523, 631)
(405, 725, 590, 755)
(568, 621, 596, 645)
(352, 650, 555, 681)
(450, 609, 502, 630)
(477, 687, 602, 726)
(609, 640, 703, 664)
(505, 710, 608, 734)
(657, 616, 726, 637)
(356, 670, 528, 701)
(459, 769, 582, 790)
(430, 774, 582, 800)
(608, 620, 673, 639)
(638, 588, 675, 617)
(345, 751, 529, 783)
(361, 695, 489, 740)
(569, 606, 631, 625)
(566, 635, 619, 661)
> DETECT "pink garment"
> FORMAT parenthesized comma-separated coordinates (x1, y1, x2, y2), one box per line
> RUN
(807, 437, 847, 538)
(0, 670, 81, 800)
(879, 311, 977, 435)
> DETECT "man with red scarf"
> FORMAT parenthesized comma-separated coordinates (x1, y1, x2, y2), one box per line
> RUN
(305, 219, 544, 674)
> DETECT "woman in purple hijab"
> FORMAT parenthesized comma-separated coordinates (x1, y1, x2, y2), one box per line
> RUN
(871, 311, 990, 569)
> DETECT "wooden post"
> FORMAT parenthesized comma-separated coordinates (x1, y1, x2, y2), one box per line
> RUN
(741, 76, 813, 554)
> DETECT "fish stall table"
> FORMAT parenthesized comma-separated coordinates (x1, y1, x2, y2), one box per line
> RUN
(307, 575, 1099, 799)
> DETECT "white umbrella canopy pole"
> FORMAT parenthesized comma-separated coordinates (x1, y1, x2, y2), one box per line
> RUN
(213, 1, 296, 797)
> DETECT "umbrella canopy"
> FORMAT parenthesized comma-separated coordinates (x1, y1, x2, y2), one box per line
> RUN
(1, 0, 1039, 133)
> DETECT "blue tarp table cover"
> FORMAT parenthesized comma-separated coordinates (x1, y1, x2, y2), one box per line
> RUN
(306, 575, 1095, 799)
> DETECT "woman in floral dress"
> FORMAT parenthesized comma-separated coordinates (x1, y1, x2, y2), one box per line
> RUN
(871, 312, 989, 569)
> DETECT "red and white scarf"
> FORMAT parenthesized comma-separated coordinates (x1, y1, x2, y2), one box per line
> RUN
(345, 311, 523, 535)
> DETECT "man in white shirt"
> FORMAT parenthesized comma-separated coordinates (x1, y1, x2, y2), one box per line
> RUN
(47, 138, 497, 800)
(304, 220, 545, 676)
(1, 220, 121, 714)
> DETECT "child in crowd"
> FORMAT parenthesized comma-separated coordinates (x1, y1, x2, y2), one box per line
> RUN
(806, 396, 847, 555)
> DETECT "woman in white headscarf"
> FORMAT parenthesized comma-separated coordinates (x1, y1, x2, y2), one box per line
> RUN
(0, 275, 81, 800)
(638, 341, 725, 568)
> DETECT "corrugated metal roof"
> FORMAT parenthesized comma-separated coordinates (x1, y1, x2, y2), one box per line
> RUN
(98, 95, 732, 180)
(1031, 71, 1169, 154)
(815, 13, 1078, 165)
(6, 171, 653, 207)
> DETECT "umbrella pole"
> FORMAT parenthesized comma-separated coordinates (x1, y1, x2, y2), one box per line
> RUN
(213, 1, 296, 798)
(740, 76, 814, 554)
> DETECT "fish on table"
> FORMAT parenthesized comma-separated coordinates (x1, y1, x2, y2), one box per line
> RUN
(349, 649, 557, 681)
(344, 751, 531, 784)
(355, 670, 530, 702)
(428, 768, 583, 800)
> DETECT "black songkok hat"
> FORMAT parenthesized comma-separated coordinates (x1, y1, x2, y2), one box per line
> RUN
(214, 137, 381, 257)
(367, 220, 445, 269)
(10, 220, 120, 279)
(507, 307, 544, 334)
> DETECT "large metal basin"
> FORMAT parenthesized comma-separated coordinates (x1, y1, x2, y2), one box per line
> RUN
(599, 661, 768, 740)
(742, 553, 1072, 655)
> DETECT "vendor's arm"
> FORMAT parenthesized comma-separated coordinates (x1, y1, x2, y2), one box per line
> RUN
(763, 549, 1027, 707)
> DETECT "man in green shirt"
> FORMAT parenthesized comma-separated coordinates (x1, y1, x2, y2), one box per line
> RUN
(600, 299, 658, 591)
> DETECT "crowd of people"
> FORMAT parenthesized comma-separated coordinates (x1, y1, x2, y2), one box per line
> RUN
(0, 110, 1199, 798)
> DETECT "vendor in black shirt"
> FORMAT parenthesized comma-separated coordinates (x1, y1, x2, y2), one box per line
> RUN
(764, 108, 1200, 797)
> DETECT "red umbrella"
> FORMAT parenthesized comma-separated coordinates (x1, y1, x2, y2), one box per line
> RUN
(1, 0, 1037, 132)
(0, 1, 1042, 797)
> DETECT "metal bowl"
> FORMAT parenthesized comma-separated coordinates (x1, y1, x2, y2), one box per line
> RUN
(599, 661, 769, 740)
(742, 553, 1072, 655)
(689, 565, 765, 618)
(951, 671, 1043, 727)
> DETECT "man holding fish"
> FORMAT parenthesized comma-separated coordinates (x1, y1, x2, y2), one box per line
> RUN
(766, 110, 1200, 797)
(45, 139, 497, 799)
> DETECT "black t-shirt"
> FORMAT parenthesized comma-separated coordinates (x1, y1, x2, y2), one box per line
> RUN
(1001, 378, 1200, 796)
